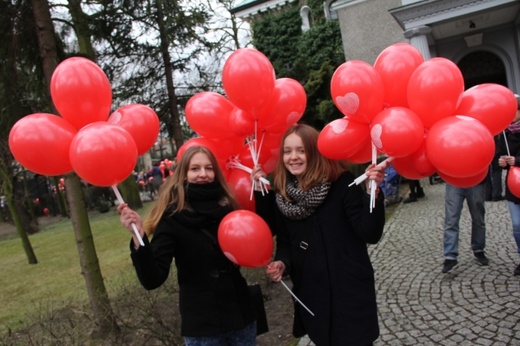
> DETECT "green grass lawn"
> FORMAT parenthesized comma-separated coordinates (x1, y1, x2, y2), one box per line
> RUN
(0, 206, 146, 335)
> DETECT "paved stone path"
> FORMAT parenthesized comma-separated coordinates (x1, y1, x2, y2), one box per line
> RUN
(299, 180, 520, 346)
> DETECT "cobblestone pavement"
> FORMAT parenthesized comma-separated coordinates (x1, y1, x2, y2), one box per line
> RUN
(299, 180, 520, 346)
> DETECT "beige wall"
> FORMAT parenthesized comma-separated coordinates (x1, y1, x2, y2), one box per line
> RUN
(335, 0, 405, 64)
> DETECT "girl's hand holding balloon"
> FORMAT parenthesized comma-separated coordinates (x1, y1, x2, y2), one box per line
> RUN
(117, 203, 145, 249)
(251, 164, 268, 191)
(265, 261, 286, 282)
(499, 155, 515, 167)
(364, 161, 389, 193)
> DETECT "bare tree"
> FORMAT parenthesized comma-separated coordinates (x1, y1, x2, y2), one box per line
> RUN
(31, 0, 119, 337)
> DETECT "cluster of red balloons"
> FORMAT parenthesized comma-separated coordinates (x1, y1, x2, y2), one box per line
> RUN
(183, 48, 306, 267)
(8, 57, 160, 187)
(182, 48, 307, 210)
(318, 43, 517, 188)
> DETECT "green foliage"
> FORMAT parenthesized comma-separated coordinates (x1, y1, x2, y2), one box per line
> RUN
(251, 1, 345, 129)
(303, 61, 343, 128)
(251, 7, 302, 78)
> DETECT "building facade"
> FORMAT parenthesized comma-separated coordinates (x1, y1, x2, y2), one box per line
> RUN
(232, 0, 520, 92)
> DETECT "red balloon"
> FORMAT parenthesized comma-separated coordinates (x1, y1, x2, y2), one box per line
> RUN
(211, 136, 245, 161)
(331, 60, 385, 123)
(373, 43, 424, 107)
(8, 113, 77, 176)
(410, 142, 436, 177)
(370, 107, 424, 158)
(392, 155, 430, 180)
(176, 137, 233, 174)
(185, 92, 235, 138)
(258, 78, 306, 133)
(50, 57, 112, 130)
(218, 210, 273, 267)
(222, 48, 276, 118)
(425, 116, 494, 178)
(456, 83, 517, 136)
(226, 169, 256, 212)
(177, 137, 225, 160)
(228, 108, 255, 138)
(69, 122, 138, 186)
(438, 168, 488, 188)
(507, 166, 520, 198)
(43, 208, 49, 216)
(345, 138, 373, 164)
(407, 58, 464, 129)
(108, 104, 160, 155)
(318, 117, 370, 159)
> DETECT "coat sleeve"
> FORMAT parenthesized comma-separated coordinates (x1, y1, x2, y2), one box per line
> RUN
(130, 218, 177, 290)
(342, 174, 385, 244)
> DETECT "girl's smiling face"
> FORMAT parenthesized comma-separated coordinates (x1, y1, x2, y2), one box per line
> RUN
(282, 133, 307, 180)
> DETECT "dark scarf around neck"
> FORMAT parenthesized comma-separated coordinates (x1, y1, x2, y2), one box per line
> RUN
(172, 181, 233, 229)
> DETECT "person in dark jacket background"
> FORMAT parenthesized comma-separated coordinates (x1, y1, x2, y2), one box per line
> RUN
(251, 123, 388, 346)
(498, 94, 520, 276)
(118, 146, 257, 346)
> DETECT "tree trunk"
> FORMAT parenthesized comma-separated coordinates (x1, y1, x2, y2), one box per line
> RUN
(156, 0, 184, 151)
(31, 0, 119, 337)
(65, 173, 119, 336)
(5, 191, 38, 264)
(67, 0, 97, 60)
(0, 156, 38, 264)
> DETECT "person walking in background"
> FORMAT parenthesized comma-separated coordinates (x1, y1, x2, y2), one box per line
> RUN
(251, 123, 388, 346)
(403, 179, 425, 203)
(380, 162, 402, 206)
(150, 161, 164, 191)
(442, 179, 488, 273)
(498, 94, 520, 276)
(486, 133, 505, 201)
(118, 146, 257, 346)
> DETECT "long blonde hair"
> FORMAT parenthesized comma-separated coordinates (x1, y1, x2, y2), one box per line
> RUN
(273, 124, 347, 200)
(143, 146, 240, 236)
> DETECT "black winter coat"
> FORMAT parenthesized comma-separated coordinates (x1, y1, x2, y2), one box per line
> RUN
(255, 171, 385, 346)
(129, 211, 255, 337)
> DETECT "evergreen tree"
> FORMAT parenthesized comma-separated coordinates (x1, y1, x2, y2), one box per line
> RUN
(251, 0, 344, 128)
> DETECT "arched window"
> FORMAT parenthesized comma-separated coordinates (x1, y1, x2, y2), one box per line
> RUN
(300, 5, 311, 32)
(458, 51, 507, 89)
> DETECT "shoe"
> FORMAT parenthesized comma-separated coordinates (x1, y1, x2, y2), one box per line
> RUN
(417, 188, 425, 198)
(442, 259, 458, 273)
(514, 263, 520, 276)
(474, 252, 489, 266)
(492, 196, 504, 201)
(403, 195, 417, 203)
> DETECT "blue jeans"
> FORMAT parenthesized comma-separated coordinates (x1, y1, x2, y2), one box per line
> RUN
(507, 201, 520, 255)
(184, 321, 256, 346)
(443, 183, 486, 260)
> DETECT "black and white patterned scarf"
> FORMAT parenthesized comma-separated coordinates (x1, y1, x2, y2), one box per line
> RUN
(276, 178, 331, 220)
